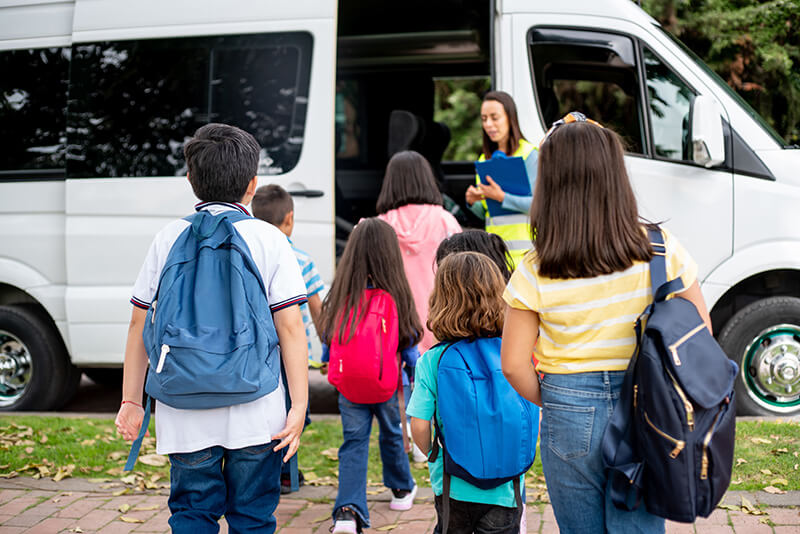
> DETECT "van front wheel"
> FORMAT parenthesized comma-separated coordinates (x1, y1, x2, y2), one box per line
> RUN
(718, 297, 800, 416)
(0, 305, 77, 411)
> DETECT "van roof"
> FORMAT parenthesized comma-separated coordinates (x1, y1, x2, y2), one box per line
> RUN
(501, 0, 658, 27)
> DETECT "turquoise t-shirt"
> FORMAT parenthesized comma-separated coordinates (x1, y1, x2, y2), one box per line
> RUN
(406, 343, 524, 507)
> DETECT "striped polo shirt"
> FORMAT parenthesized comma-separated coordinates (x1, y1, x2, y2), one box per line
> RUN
(289, 240, 325, 365)
(503, 228, 697, 374)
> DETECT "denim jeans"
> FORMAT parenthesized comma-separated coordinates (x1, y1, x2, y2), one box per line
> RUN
(540, 371, 665, 534)
(168, 440, 282, 534)
(334, 392, 415, 527)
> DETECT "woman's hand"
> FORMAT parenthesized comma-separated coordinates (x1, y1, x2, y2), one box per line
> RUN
(465, 185, 482, 206)
(477, 176, 505, 203)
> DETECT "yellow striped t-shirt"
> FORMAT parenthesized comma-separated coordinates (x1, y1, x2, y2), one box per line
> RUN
(502, 228, 698, 374)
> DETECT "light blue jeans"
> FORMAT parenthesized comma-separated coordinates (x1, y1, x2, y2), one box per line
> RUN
(540, 371, 665, 534)
(333, 392, 415, 527)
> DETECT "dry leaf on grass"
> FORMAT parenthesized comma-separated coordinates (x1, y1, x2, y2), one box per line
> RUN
(770, 478, 789, 486)
(760, 469, 773, 476)
(54, 464, 75, 482)
(120, 474, 138, 485)
(80, 439, 96, 447)
(320, 448, 339, 461)
(735, 458, 747, 466)
(751, 437, 772, 445)
(0, 471, 18, 479)
(138, 454, 168, 467)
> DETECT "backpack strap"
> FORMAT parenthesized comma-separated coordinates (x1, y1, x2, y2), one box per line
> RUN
(397, 355, 410, 453)
(428, 341, 458, 463)
(647, 227, 684, 302)
(124, 395, 152, 471)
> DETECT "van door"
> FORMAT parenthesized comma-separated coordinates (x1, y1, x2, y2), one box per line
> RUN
(505, 13, 734, 280)
(64, 0, 335, 365)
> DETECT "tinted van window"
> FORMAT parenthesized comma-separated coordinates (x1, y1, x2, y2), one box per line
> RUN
(0, 47, 69, 178)
(67, 32, 312, 178)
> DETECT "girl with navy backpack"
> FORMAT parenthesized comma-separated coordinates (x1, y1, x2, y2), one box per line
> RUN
(321, 217, 421, 534)
(501, 115, 711, 534)
(408, 251, 538, 534)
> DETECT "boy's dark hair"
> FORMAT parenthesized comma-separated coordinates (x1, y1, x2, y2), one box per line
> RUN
(252, 184, 294, 226)
(481, 90, 526, 159)
(183, 123, 260, 203)
(435, 229, 513, 282)
(530, 121, 653, 279)
(376, 150, 443, 214)
(428, 252, 505, 342)
(321, 218, 422, 350)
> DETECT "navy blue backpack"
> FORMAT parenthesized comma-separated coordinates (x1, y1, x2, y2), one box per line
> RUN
(602, 228, 737, 523)
(428, 337, 539, 533)
(125, 210, 281, 470)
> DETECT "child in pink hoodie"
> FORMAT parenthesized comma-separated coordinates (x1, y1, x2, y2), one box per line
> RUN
(377, 151, 462, 353)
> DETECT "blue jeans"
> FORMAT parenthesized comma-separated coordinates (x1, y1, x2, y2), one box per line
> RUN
(168, 441, 282, 534)
(334, 392, 415, 527)
(540, 372, 665, 534)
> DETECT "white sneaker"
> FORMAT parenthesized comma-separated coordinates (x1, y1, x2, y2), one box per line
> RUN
(389, 483, 417, 511)
(520, 501, 527, 533)
(332, 507, 359, 534)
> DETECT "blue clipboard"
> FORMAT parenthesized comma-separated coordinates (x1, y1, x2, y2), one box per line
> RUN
(474, 152, 530, 217)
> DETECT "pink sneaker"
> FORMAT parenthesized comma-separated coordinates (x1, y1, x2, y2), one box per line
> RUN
(389, 484, 417, 511)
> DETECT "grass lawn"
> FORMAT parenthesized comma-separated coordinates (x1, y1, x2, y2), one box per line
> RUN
(0, 415, 797, 497)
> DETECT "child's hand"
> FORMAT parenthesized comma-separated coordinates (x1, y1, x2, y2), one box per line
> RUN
(115, 402, 148, 442)
(319, 363, 328, 375)
(273, 406, 305, 463)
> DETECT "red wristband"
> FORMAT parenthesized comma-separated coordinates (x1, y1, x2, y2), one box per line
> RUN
(121, 400, 143, 409)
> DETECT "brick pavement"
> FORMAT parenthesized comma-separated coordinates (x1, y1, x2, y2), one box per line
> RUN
(0, 478, 798, 533)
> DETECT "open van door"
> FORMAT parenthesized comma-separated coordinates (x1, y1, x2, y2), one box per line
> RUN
(64, 0, 336, 366)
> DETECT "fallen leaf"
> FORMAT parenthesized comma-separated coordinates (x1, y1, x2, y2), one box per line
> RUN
(39, 435, 48, 444)
(760, 469, 773, 476)
(760, 517, 771, 525)
(53, 464, 75, 482)
(120, 474, 138, 485)
(763, 486, 786, 495)
(772, 448, 789, 455)
(112, 488, 131, 497)
(138, 454, 168, 467)
(770, 478, 789, 486)
(312, 514, 329, 524)
(118, 504, 131, 513)
(106, 467, 124, 476)
(730, 478, 743, 485)
(107, 451, 126, 461)
(376, 522, 401, 531)
(132, 505, 160, 512)
(366, 489, 383, 495)
(88, 478, 112, 483)
(119, 516, 144, 523)
(751, 437, 772, 445)
(736, 458, 748, 466)
(741, 496, 766, 515)
(718, 504, 739, 511)
(24, 447, 33, 454)
(69, 528, 83, 533)
(320, 448, 339, 461)
(0, 471, 18, 479)
(80, 439, 96, 446)
(303, 471, 318, 481)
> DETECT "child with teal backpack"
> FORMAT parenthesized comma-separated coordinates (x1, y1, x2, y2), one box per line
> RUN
(407, 251, 539, 534)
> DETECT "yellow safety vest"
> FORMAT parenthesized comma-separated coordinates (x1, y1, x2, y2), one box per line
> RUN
(476, 139, 536, 269)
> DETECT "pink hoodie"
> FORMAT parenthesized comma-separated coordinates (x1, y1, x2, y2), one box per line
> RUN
(378, 204, 462, 353)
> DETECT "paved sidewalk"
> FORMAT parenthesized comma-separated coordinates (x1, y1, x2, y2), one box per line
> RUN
(0, 477, 797, 533)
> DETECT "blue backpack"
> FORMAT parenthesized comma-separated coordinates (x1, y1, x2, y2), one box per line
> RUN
(428, 338, 539, 533)
(602, 228, 737, 522)
(125, 210, 281, 470)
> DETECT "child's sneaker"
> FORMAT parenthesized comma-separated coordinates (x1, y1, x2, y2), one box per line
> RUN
(389, 483, 417, 511)
(331, 507, 359, 534)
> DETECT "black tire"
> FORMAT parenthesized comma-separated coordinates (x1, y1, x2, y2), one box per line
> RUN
(84, 367, 123, 388)
(0, 305, 76, 411)
(718, 297, 800, 416)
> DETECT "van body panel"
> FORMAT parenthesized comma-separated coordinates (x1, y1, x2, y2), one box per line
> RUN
(704, 241, 800, 295)
(0, 1, 73, 45)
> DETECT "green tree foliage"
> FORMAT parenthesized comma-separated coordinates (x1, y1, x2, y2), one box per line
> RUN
(434, 77, 491, 161)
(642, 0, 800, 145)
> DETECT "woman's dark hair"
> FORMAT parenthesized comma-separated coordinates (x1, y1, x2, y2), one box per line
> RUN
(321, 218, 422, 349)
(435, 229, 513, 282)
(481, 91, 525, 160)
(428, 252, 505, 342)
(530, 121, 653, 279)
(376, 150, 443, 214)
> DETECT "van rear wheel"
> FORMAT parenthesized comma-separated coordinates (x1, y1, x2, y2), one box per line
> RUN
(0, 305, 77, 411)
(718, 297, 800, 416)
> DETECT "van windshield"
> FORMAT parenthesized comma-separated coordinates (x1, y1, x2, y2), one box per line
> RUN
(655, 25, 789, 148)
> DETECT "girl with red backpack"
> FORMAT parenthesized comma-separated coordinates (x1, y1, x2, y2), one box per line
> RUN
(320, 217, 422, 534)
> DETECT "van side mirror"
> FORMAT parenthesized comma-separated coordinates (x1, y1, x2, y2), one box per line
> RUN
(690, 95, 725, 167)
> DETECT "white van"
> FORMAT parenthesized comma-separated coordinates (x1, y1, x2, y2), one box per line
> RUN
(0, 0, 798, 416)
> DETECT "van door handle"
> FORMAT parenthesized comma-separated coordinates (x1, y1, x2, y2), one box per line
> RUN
(288, 189, 324, 198)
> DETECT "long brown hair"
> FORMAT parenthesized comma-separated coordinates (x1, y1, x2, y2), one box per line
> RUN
(376, 150, 443, 214)
(529, 121, 652, 279)
(481, 91, 525, 159)
(427, 252, 505, 342)
(321, 218, 422, 349)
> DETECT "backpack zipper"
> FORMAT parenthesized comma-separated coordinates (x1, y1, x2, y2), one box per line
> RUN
(666, 369, 695, 431)
(700, 407, 724, 480)
(644, 411, 685, 458)
(668, 323, 705, 366)
(633, 384, 638, 409)
(156, 344, 169, 373)
(378, 317, 386, 381)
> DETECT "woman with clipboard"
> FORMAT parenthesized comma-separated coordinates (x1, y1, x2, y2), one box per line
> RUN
(465, 91, 538, 268)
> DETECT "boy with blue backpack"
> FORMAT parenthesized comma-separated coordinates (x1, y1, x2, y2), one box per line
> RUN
(115, 123, 309, 534)
(408, 251, 539, 534)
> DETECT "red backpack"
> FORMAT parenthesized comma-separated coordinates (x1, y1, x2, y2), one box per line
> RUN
(327, 288, 400, 403)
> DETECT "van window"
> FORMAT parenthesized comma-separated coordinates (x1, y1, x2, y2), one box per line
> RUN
(434, 77, 490, 162)
(0, 48, 69, 179)
(643, 46, 695, 161)
(67, 32, 312, 178)
(528, 28, 644, 153)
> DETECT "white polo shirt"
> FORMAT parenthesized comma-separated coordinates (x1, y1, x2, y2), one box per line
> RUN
(130, 201, 307, 454)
